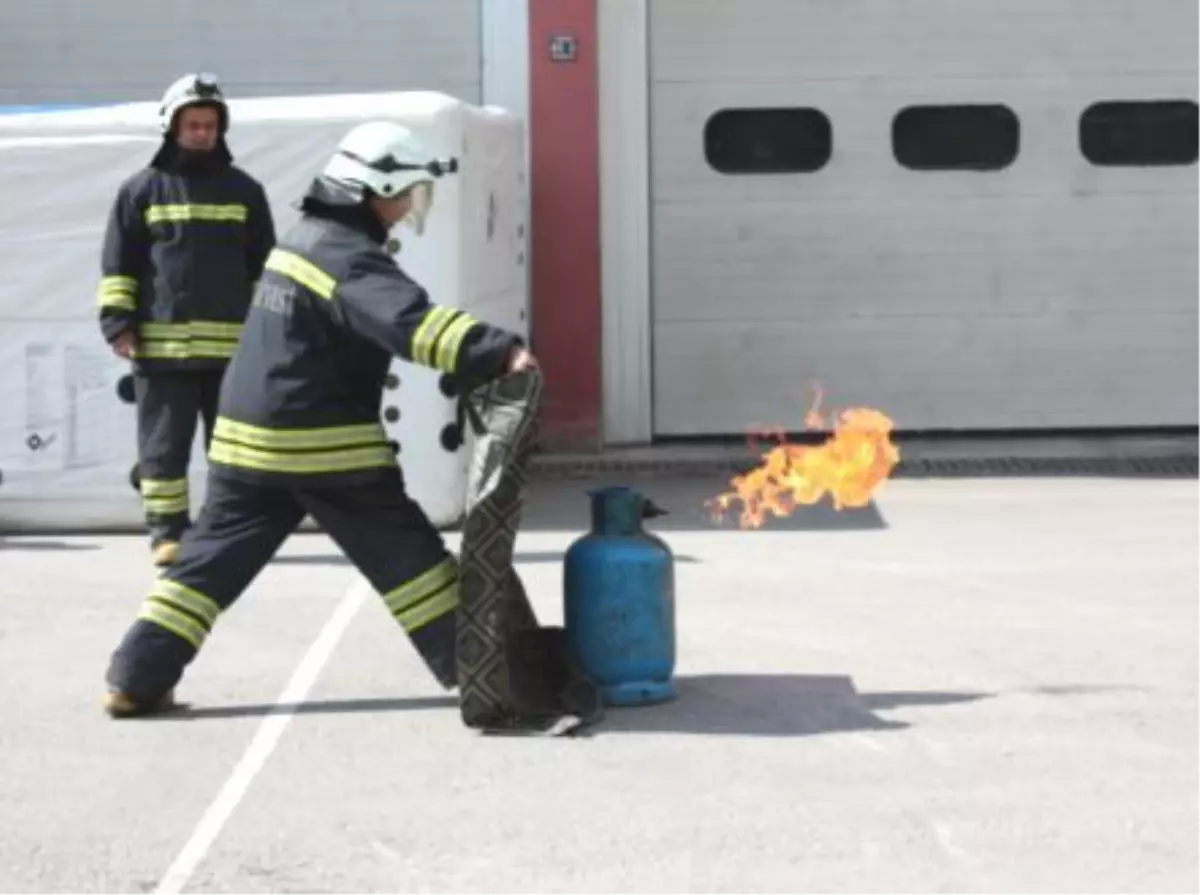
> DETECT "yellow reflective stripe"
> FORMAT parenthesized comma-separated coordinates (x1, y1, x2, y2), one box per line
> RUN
(434, 313, 478, 372)
(97, 275, 138, 310)
(98, 275, 137, 294)
(187, 320, 243, 339)
(141, 478, 188, 512)
(412, 307, 482, 372)
(143, 495, 189, 515)
(99, 294, 137, 311)
(135, 320, 242, 360)
(137, 576, 221, 649)
(383, 559, 457, 613)
(209, 440, 395, 474)
(383, 558, 460, 632)
(133, 340, 237, 360)
(411, 307, 456, 367)
(145, 203, 248, 225)
(213, 418, 387, 451)
(209, 417, 396, 474)
(263, 248, 336, 300)
(139, 477, 187, 498)
(137, 602, 208, 649)
(398, 583, 459, 632)
(140, 321, 242, 339)
(150, 578, 221, 628)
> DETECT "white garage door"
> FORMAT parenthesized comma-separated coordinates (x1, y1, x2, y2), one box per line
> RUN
(649, 0, 1198, 436)
(0, 0, 482, 105)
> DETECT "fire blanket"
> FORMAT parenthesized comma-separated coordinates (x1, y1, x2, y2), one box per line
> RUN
(454, 368, 603, 735)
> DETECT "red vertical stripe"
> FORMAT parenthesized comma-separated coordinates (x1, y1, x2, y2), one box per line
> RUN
(528, 0, 601, 449)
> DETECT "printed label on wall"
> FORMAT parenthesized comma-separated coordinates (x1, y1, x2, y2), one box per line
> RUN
(12, 341, 114, 472)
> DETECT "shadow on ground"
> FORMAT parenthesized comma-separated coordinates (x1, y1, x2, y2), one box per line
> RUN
(156, 673, 990, 738)
(163, 695, 459, 720)
(588, 674, 988, 737)
(0, 537, 100, 551)
(271, 549, 702, 566)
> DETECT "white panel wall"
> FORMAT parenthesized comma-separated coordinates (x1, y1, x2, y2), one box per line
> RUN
(0, 0, 482, 105)
(648, 0, 1199, 435)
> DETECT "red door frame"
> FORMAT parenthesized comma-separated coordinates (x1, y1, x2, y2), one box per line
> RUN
(528, 0, 602, 450)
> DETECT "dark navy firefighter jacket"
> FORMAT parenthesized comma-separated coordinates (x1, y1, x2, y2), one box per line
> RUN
(96, 140, 276, 372)
(207, 176, 525, 487)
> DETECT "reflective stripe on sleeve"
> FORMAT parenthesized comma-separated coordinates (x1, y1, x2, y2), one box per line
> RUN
(139, 477, 189, 517)
(410, 307, 480, 373)
(97, 274, 138, 311)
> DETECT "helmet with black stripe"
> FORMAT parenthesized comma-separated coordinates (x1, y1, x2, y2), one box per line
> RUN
(320, 121, 459, 235)
(159, 72, 229, 136)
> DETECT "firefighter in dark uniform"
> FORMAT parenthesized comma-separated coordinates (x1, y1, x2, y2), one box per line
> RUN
(101, 120, 536, 718)
(97, 72, 276, 567)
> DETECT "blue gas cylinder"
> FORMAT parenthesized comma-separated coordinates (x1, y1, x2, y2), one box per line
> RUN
(563, 486, 676, 706)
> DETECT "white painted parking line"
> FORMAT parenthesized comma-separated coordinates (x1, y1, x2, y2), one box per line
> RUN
(154, 577, 370, 894)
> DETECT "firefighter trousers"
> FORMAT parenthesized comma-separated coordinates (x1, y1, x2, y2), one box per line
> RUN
(134, 370, 224, 546)
(105, 469, 460, 708)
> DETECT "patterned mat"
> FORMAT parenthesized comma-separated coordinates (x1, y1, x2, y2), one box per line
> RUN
(455, 368, 603, 735)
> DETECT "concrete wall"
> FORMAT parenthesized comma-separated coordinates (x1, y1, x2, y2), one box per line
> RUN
(0, 0, 482, 105)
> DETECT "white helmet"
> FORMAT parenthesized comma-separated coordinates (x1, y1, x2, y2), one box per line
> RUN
(321, 121, 458, 234)
(159, 72, 228, 135)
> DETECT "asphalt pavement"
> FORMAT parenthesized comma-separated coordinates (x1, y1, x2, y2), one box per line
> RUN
(0, 472, 1195, 893)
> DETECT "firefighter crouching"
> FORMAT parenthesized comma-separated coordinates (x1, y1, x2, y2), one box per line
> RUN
(101, 120, 536, 718)
(96, 72, 276, 567)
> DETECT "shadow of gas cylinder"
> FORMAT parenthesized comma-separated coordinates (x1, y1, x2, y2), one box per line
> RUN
(563, 485, 678, 707)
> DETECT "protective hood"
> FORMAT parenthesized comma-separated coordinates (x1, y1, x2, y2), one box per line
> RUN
(297, 176, 390, 245)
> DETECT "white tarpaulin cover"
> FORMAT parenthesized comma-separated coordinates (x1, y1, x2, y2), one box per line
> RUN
(0, 91, 528, 532)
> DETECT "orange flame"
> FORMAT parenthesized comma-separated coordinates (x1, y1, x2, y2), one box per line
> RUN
(707, 386, 901, 529)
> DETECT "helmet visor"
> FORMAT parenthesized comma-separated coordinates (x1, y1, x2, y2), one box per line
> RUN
(403, 180, 435, 235)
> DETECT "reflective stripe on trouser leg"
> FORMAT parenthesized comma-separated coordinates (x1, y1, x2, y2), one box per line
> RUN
(106, 472, 308, 707)
(293, 477, 457, 688)
(380, 555, 460, 687)
(104, 577, 222, 706)
(136, 577, 221, 650)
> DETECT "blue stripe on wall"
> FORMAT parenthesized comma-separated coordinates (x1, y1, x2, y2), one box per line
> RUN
(0, 103, 114, 116)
